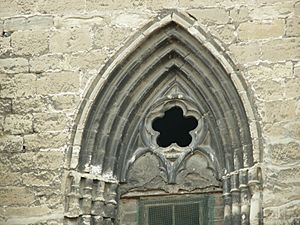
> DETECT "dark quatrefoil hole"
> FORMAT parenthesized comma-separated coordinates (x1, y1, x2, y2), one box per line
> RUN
(152, 106, 198, 147)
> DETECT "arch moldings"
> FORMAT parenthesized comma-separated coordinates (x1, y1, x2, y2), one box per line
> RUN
(64, 10, 263, 225)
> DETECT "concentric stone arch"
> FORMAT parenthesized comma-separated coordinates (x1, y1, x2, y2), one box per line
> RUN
(64, 10, 263, 225)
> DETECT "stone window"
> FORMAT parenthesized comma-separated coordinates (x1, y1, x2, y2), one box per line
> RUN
(65, 11, 261, 225)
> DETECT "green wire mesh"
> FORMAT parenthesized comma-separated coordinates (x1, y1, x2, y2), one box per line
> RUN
(138, 195, 215, 225)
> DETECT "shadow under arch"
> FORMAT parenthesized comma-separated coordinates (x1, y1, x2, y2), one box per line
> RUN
(64, 10, 263, 225)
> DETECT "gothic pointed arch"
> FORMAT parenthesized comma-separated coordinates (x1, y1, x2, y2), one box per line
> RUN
(65, 11, 263, 225)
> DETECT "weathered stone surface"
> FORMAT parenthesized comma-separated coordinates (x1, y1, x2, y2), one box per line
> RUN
(93, 26, 131, 49)
(4, 114, 33, 135)
(11, 151, 64, 171)
(55, 16, 104, 29)
(209, 24, 236, 44)
(0, 98, 12, 114)
(4, 16, 53, 32)
(86, 0, 176, 10)
(228, 42, 261, 64)
(261, 38, 300, 62)
(0, 134, 23, 152)
(0, 0, 37, 17)
(246, 62, 293, 81)
(36, 72, 80, 95)
(0, 58, 29, 73)
(38, 0, 85, 14)
(13, 96, 51, 113)
(22, 170, 61, 187)
(250, 2, 294, 20)
(238, 20, 285, 40)
(4, 206, 51, 217)
(0, 187, 34, 206)
(51, 94, 79, 111)
(49, 28, 92, 53)
(263, 99, 298, 123)
(29, 54, 66, 73)
(284, 77, 300, 98)
(0, 36, 11, 56)
(11, 30, 49, 56)
(252, 79, 284, 101)
(0, 170, 21, 186)
(66, 49, 107, 71)
(24, 132, 68, 150)
(0, 73, 36, 98)
(269, 142, 300, 164)
(286, 121, 300, 140)
(111, 13, 150, 29)
(187, 8, 229, 25)
(230, 6, 249, 23)
(286, 16, 300, 37)
(33, 113, 69, 132)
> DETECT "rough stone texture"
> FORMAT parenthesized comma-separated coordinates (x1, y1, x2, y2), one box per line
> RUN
(11, 30, 49, 56)
(49, 28, 92, 53)
(238, 20, 285, 40)
(0, 0, 299, 224)
(187, 8, 229, 25)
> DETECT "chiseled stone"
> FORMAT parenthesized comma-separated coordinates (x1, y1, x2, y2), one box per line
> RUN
(187, 8, 229, 25)
(0, 98, 12, 114)
(246, 62, 293, 82)
(23, 132, 68, 150)
(209, 24, 236, 45)
(29, 54, 66, 73)
(36, 71, 80, 95)
(252, 79, 284, 101)
(284, 77, 300, 99)
(0, 58, 29, 73)
(269, 142, 300, 164)
(0, 0, 37, 17)
(4, 114, 33, 135)
(37, 0, 85, 14)
(261, 38, 300, 62)
(11, 151, 64, 171)
(228, 42, 261, 64)
(11, 30, 49, 56)
(0, 187, 34, 206)
(49, 28, 92, 53)
(33, 113, 69, 132)
(4, 205, 51, 218)
(230, 6, 249, 23)
(0, 36, 11, 56)
(286, 16, 300, 37)
(66, 49, 108, 71)
(51, 94, 79, 111)
(22, 170, 61, 187)
(93, 26, 131, 49)
(0, 134, 23, 152)
(263, 99, 297, 123)
(238, 20, 285, 40)
(4, 16, 53, 32)
(0, 73, 36, 98)
(12, 96, 51, 114)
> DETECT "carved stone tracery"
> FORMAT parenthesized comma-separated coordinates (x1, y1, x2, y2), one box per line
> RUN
(64, 11, 263, 225)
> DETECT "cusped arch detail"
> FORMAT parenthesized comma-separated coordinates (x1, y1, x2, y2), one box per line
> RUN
(65, 11, 263, 225)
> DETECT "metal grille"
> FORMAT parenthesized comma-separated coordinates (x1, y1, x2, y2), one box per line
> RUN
(139, 196, 214, 225)
(149, 205, 173, 225)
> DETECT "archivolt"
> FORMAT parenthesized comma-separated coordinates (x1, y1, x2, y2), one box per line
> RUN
(65, 11, 263, 225)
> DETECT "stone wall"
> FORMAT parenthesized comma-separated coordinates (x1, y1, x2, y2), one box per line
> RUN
(0, 0, 299, 225)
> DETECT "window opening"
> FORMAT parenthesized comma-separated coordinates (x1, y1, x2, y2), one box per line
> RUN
(139, 196, 214, 225)
(152, 106, 198, 147)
